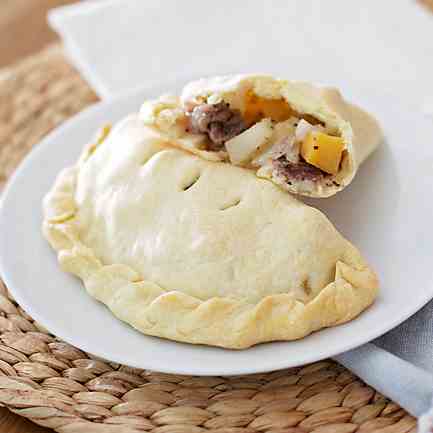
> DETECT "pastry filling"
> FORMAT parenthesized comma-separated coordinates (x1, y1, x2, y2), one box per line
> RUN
(187, 102, 246, 150)
(184, 91, 346, 186)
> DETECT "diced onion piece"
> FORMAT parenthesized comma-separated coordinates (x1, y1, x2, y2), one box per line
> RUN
(252, 138, 290, 167)
(284, 138, 300, 164)
(295, 119, 324, 142)
(300, 131, 345, 175)
(225, 119, 273, 165)
(251, 118, 298, 167)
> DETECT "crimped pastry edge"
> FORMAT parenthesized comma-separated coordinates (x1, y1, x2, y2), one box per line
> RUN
(42, 132, 378, 349)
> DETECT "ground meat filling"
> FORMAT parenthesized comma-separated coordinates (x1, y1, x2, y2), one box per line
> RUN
(273, 156, 328, 183)
(187, 102, 246, 150)
(186, 102, 331, 185)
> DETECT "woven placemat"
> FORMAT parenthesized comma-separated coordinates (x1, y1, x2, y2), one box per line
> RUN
(0, 45, 417, 433)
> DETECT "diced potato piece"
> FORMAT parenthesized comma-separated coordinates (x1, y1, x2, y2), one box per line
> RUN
(300, 131, 345, 175)
(226, 118, 273, 165)
(251, 118, 298, 166)
(244, 91, 294, 125)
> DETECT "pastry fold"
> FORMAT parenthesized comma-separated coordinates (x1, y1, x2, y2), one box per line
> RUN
(140, 75, 382, 197)
(43, 116, 378, 348)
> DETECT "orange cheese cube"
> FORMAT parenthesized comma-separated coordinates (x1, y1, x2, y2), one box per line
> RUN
(300, 131, 345, 175)
(244, 91, 294, 125)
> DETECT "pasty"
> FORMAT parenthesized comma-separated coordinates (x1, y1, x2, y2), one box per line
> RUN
(43, 116, 378, 348)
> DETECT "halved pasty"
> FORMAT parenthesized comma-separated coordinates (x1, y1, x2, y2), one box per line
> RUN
(43, 116, 378, 349)
(140, 74, 382, 198)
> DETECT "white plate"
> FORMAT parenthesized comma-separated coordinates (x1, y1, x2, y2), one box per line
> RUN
(1, 80, 433, 376)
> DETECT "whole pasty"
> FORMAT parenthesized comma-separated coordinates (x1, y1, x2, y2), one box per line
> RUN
(43, 115, 378, 349)
(140, 74, 382, 198)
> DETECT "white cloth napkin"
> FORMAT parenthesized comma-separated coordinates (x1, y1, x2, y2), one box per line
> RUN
(49, 0, 433, 111)
(49, 0, 433, 427)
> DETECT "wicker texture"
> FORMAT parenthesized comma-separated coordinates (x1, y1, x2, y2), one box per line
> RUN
(0, 46, 417, 433)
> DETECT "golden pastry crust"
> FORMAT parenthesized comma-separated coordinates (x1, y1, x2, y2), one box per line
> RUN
(43, 116, 378, 349)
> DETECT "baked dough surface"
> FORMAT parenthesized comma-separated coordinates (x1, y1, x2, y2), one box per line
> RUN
(43, 115, 378, 348)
